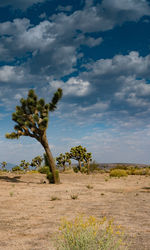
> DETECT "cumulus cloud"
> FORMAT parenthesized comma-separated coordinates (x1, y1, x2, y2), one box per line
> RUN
(0, 1, 150, 128)
(1, 0, 149, 74)
(49, 77, 91, 97)
(101, 0, 150, 24)
(0, 66, 25, 83)
(54, 51, 150, 126)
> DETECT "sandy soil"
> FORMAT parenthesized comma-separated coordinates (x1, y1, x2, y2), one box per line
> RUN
(0, 171, 149, 250)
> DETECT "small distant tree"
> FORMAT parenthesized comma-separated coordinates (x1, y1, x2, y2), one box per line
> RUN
(1, 161, 7, 171)
(31, 155, 43, 170)
(70, 145, 87, 171)
(84, 152, 92, 174)
(5, 88, 62, 184)
(56, 152, 71, 171)
(19, 160, 30, 172)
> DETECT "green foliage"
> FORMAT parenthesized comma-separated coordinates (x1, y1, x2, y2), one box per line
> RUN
(46, 169, 59, 184)
(56, 215, 126, 250)
(70, 145, 87, 163)
(127, 168, 150, 176)
(73, 166, 79, 173)
(38, 166, 50, 174)
(111, 165, 137, 171)
(1, 161, 7, 171)
(47, 171, 54, 183)
(80, 166, 88, 174)
(110, 169, 128, 178)
(19, 160, 30, 172)
(5, 88, 63, 184)
(31, 155, 43, 169)
(70, 145, 92, 173)
(12, 166, 22, 172)
(56, 152, 71, 171)
(49, 88, 62, 111)
(110, 165, 150, 176)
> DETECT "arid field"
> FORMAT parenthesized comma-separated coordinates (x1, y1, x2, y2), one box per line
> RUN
(0, 171, 149, 250)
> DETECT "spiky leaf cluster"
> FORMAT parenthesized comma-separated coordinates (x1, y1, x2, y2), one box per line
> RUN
(5, 88, 62, 141)
(31, 155, 43, 169)
(19, 160, 30, 171)
(84, 152, 92, 164)
(70, 145, 87, 162)
(1, 161, 7, 170)
(56, 153, 71, 168)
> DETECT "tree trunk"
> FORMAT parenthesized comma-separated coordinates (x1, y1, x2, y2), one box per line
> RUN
(41, 133, 60, 184)
(78, 160, 81, 171)
(63, 163, 66, 172)
(87, 160, 90, 175)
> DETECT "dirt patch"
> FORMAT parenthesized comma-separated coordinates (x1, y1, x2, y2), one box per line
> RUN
(0, 172, 150, 249)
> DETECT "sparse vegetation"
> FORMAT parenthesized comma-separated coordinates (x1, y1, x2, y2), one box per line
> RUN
(12, 166, 22, 172)
(9, 192, 14, 197)
(110, 169, 128, 178)
(70, 194, 78, 200)
(50, 196, 61, 201)
(55, 215, 126, 250)
(86, 184, 93, 189)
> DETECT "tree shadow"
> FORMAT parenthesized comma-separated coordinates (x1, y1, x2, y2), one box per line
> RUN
(0, 175, 21, 183)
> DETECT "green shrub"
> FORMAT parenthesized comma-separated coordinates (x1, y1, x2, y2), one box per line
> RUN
(110, 169, 128, 178)
(55, 215, 126, 250)
(80, 167, 88, 174)
(12, 166, 22, 172)
(47, 169, 59, 184)
(73, 166, 79, 173)
(50, 196, 61, 201)
(38, 166, 50, 174)
(128, 168, 150, 176)
(70, 194, 78, 200)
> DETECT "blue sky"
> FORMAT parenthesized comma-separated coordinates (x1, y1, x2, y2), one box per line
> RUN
(1, 0, 150, 164)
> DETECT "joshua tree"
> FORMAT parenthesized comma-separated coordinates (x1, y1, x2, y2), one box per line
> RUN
(70, 145, 87, 171)
(19, 160, 30, 172)
(56, 152, 71, 171)
(5, 88, 62, 184)
(31, 155, 43, 169)
(1, 161, 7, 171)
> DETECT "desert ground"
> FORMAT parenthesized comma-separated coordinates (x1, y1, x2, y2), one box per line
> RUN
(0, 171, 149, 250)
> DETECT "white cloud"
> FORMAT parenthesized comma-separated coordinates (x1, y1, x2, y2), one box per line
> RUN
(0, 66, 25, 83)
(50, 77, 91, 97)
(85, 52, 150, 77)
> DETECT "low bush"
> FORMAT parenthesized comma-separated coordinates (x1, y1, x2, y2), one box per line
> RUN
(80, 166, 88, 174)
(47, 169, 59, 184)
(110, 169, 128, 178)
(12, 166, 22, 172)
(127, 168, 150, 176)
(38, 166, 50, 174)
(55, 215, 126, 250)
(73, 166, 79, 173)
(70, 194, 78, 200)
